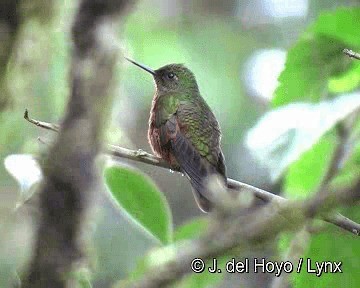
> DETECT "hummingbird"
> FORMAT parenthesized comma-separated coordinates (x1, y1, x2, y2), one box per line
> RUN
(126, 58, 227, 212)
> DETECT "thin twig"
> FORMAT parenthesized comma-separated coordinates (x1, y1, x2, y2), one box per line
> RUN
(24, 109, 60, 132)
(24, 110, 360, 236)
(324, 213, 360, 235)
(343, 48, 360, 60)
(319, 124, 349, 189)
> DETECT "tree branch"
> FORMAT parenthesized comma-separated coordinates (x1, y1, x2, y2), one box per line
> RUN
(127, 179, 360, 288)
(24, 110, 360, 236)
(318, 124, 349, 190)
(343, 48, 360, 60)
(271, 123, 355, 288)
(22, 0, 132, 287)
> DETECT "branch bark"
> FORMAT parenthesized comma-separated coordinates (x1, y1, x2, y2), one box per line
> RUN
(22, 0, 132, 287)
(127, 179, 360, 288)
(24, 111, 360, 236)
(343, 48, 360, 60)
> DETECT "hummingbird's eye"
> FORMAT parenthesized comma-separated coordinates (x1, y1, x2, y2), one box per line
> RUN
(167, 72, 175, 79)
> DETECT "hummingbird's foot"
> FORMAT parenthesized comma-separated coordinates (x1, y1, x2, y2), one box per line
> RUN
(135, 149, 148, 157)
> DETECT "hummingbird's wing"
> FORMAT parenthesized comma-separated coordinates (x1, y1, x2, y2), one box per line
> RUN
(157, 101, 226, 212)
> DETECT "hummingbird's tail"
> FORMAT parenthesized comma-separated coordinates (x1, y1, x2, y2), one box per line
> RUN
(190, 169, 227, 213)
(171, 133, 227, 212)
(191, 185, 213, 212)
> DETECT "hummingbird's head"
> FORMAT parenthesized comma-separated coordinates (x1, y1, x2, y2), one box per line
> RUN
(125, 58, 199, 93)
(153, 64, 199, 93)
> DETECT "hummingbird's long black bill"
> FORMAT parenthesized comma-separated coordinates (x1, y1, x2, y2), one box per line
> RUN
(124, 57, 156, 75)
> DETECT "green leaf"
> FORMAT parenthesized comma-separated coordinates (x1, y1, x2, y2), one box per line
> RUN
(313, 8, 360, 48)
(104, 165, 172, 244)
(174, 217, 208, 241)
(292, 207, 360, 287)
(246, 93, 360, 181)
(328, 63, 360, 93)
(272, 8, 360, 107)
(283, 134, 336, 199)
(272, 35, 348, 107)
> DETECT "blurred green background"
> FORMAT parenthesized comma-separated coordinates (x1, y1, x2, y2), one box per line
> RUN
(0, 0, 359, 287)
